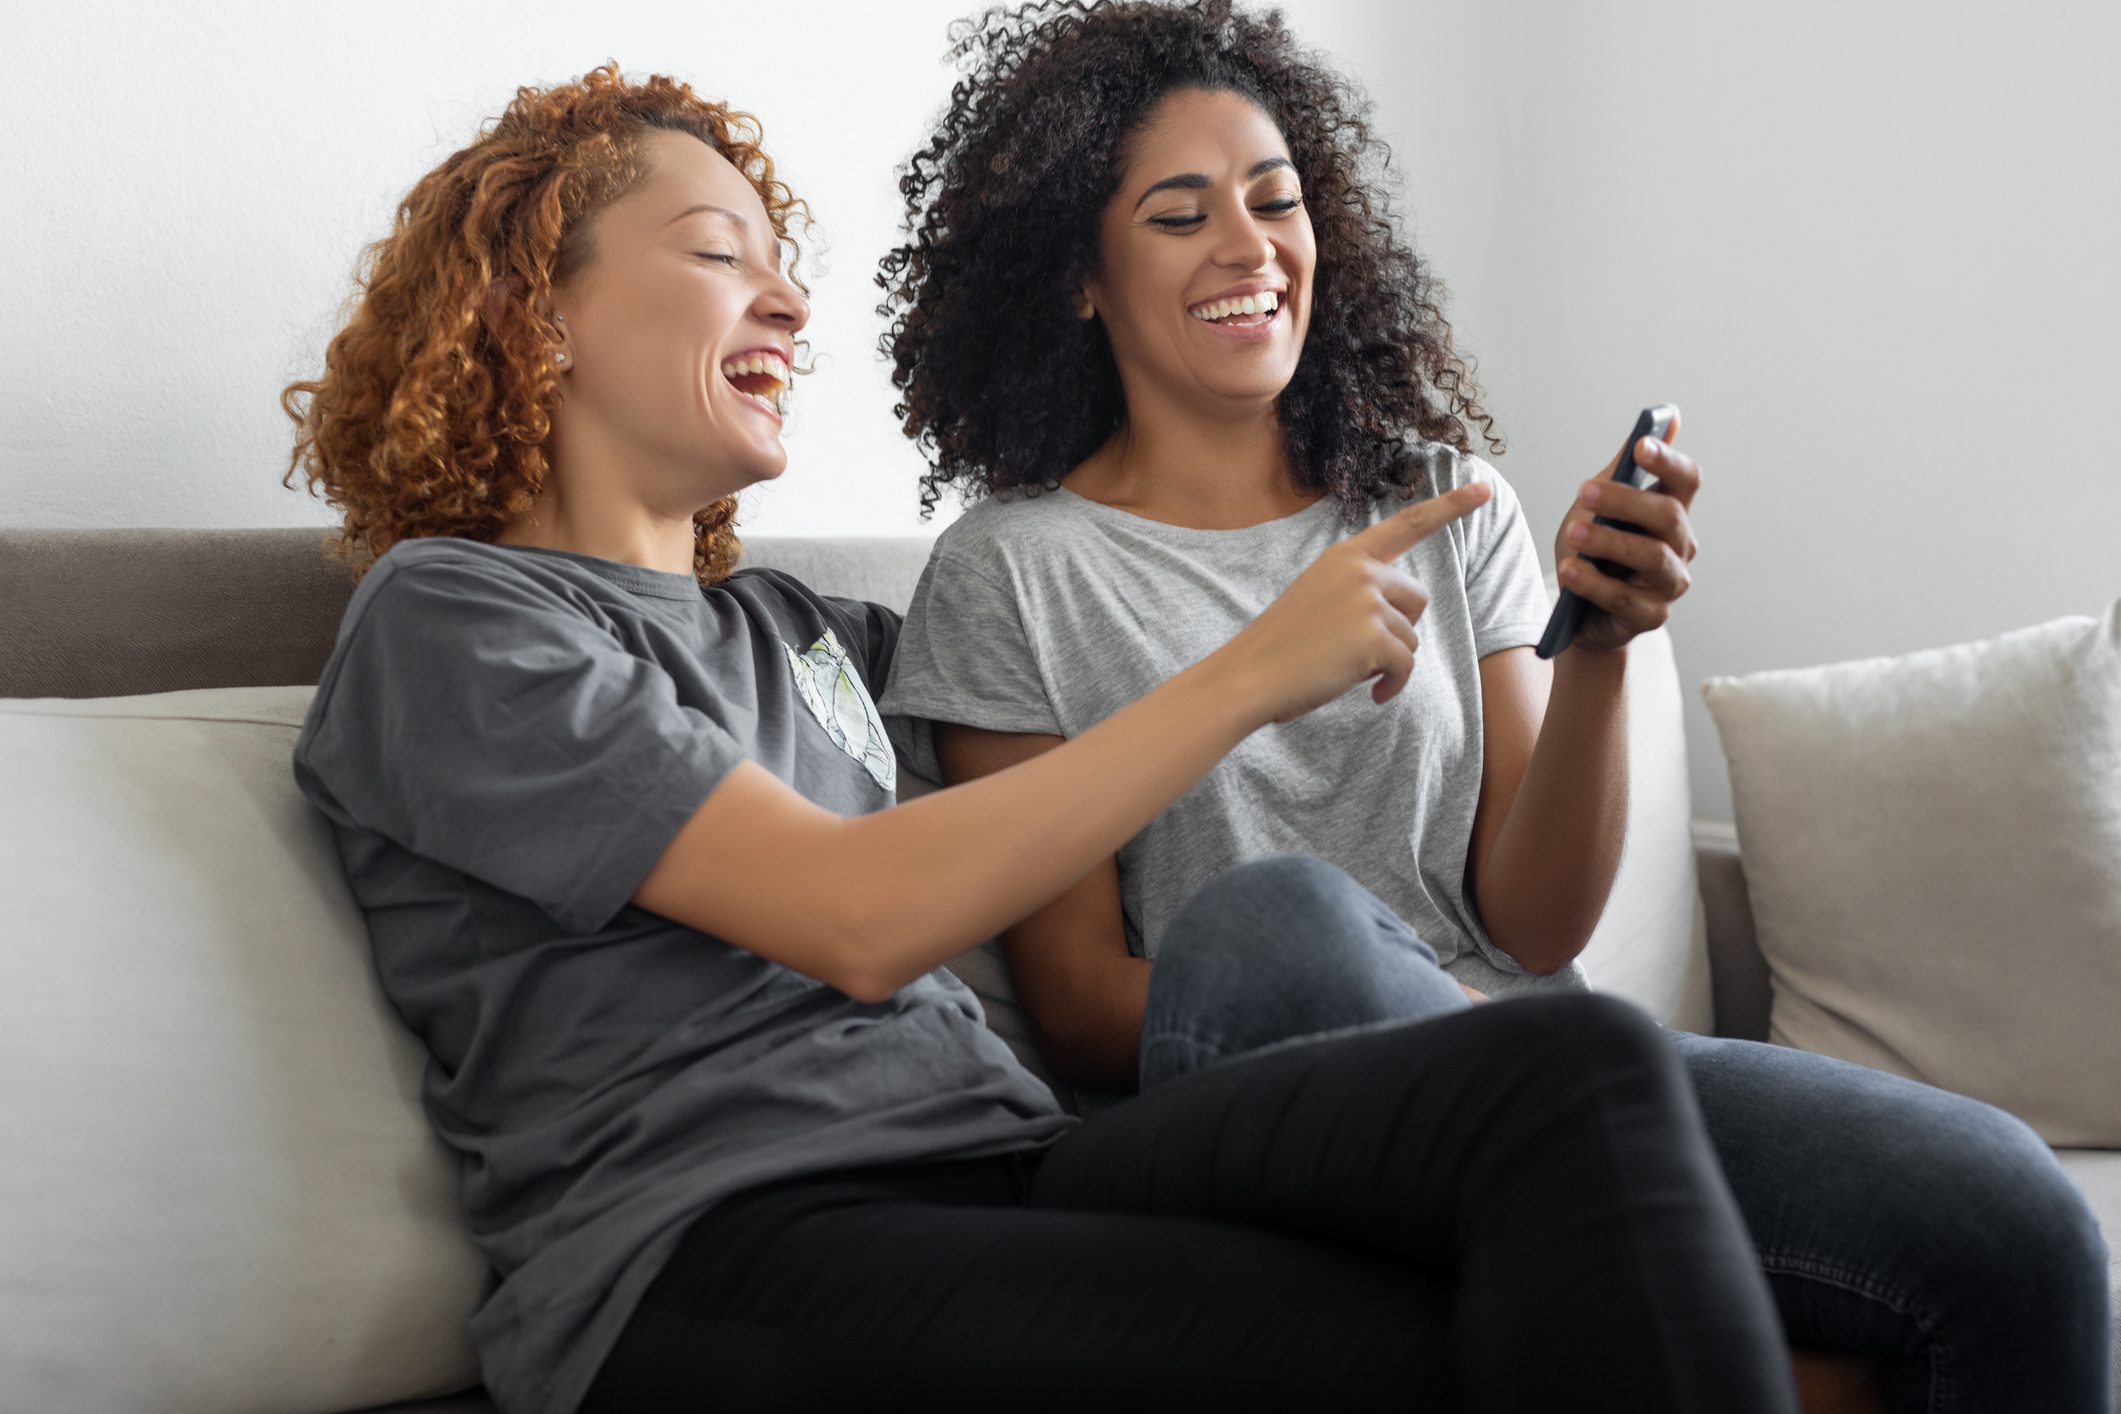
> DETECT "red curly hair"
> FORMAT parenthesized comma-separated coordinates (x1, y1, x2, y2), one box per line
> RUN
(283, 63, 808, 584)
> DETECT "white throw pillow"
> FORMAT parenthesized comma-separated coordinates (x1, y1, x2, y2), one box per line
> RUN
(1702, 602, 2121, 1146)
(0, 686, 484, 1414)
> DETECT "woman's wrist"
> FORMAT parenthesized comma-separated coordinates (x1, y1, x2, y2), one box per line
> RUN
(1551, 639, 1629, 700)
(1179, 644, 1278, 741)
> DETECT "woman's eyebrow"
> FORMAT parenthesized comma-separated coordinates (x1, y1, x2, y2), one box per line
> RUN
(664, 204, 747, 231)
(1131, 157, 1294, 211)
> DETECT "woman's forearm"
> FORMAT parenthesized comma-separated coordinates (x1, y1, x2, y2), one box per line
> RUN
(639, 488, 1494, 1001)
(1474, 648, 1630, 974)
(827, 655, 1260, 1000)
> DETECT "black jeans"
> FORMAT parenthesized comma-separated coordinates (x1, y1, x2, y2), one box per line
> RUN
(579, 993, 1800, 1413)
(1142, 855, 2116, 1413)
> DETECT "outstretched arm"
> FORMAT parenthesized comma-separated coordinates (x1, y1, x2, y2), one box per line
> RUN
(638, 484, 1494, 1004)
(637, 664, 1248, 1005)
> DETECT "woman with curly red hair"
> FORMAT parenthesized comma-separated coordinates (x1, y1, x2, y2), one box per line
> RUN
(876, 5, 2110, 1412)
(284, 62, 1805, 1414)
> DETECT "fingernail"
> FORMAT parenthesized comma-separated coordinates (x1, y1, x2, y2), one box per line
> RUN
(1566, 524, 1588, 545)
(1582, 484, 1602, 508)
(1639, 437, 1662, 462)
(1561, 561, 1580, 583)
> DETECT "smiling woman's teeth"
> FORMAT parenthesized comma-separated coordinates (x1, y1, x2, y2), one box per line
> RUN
(719, 351, 790, 409)
(1189, 290, 1281, 324)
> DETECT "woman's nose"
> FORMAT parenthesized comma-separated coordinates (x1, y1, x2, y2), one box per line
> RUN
(758, 273, 809, 333)
(1212, 218, 1275, 272)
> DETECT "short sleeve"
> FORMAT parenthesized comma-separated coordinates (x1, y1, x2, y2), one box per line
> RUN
(878, 548, 1063, 775)
(293, 553, 747, 933)
(1456, 456, 1554, 658)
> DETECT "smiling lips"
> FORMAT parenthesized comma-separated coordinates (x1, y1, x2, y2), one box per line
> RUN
(1187, 287, 1282, 328)
(720, 349, 790, 419)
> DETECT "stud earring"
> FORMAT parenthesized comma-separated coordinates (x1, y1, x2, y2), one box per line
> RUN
(556, 351, 568, 363)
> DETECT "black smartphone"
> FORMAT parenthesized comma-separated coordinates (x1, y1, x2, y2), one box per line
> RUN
(1534, 404, 1680, 660)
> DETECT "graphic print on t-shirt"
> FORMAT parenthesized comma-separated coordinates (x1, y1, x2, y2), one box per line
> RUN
(784, 628, 897, 792)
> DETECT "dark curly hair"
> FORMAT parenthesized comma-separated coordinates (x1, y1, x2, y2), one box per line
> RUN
(878, 0, 1501, 521)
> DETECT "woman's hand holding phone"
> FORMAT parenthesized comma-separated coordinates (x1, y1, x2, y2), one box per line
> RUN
(1213, 482, 1492, 725)
(1543, 407, 1703, 657)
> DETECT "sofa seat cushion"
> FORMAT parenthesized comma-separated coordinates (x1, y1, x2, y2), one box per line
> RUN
(0, 686, 484, 1414)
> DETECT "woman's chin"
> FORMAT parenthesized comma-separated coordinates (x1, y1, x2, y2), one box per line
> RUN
(727, 440, 790, 485)
(1169, 352, 1301, 409)
(687, 450, 785, 504)
(1195, 371, 1298, 411)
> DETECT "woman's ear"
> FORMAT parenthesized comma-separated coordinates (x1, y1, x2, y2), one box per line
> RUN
(1074, 287, 1096, 321)
(481, 280, 573, 369)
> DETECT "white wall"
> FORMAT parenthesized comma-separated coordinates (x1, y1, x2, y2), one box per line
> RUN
(6, 1, 2116, 819)
(0, 0, 1402, 539)
(1375, 0, 2121, 819)
(1, 0, 997, 537)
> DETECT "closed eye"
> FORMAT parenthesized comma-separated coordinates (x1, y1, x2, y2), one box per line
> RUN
(1148, 198, 1302, 232)
(694, 252, 741, 266)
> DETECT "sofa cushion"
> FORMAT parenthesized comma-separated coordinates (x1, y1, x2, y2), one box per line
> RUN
(0, 686, 484, 1414)
(1702, 601, 2121, 1146)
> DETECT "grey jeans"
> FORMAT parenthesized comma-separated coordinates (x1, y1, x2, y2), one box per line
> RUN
(1140, 855, 2115, 1414)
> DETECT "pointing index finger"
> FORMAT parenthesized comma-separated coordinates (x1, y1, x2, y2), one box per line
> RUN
(1353, 481, 1492, 561)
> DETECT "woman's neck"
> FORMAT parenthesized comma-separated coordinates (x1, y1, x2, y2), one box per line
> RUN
(495, 419, 726, 577)
(494, 484, 700, 577)
(1062, 391, 1321, 531)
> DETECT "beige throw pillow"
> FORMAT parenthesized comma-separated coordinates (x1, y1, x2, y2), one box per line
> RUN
(0, 687, 484, 1414)
(1702, 602, 2121, 1145)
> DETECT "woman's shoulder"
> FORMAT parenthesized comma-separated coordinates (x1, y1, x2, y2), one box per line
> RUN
(358, 535, 596, 602)
(1369, 441, 1523, 525)
(1385, 439, 1509, 495)
(331, 537, 726, 676)
(929, 487, 1095, 576)
(343, 537, 544, 628)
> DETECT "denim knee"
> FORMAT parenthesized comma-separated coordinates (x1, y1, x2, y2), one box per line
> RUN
(1155, 857, 1456, 1028)
(1926, 1103, 2110, 1326)
(1159, 855, 1441, 979)
(1144, 856, 1465, 1088)
(1872, 1098, 2114, 1407)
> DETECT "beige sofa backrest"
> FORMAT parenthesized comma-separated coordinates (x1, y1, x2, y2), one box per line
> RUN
(0, 528, 933, 699)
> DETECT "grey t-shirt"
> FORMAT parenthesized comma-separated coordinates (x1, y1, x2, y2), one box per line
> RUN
(881, 445, 1590, 1001)
(293, 539, 1071, 1414)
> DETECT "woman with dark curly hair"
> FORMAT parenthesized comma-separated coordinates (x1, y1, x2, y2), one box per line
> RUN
(877, 4, 2111, 1411)
(284, 61, 1807, 1414)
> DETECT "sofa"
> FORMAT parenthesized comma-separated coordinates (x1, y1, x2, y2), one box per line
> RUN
(1, 525, 2113, 1413)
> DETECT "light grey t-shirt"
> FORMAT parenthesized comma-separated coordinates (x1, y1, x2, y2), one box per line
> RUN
(881, 445, 1590, 1001)
(293, 539, 1071, 1414)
